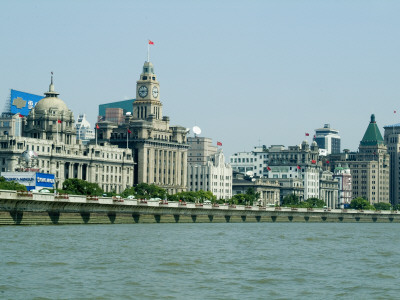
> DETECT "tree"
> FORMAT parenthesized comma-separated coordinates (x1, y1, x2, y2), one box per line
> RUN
(61, 178, 103, 196)
(373, 202, 392, 210)
(245, 188, 260, 205)
(134, 183, 166, 199)
(0, 176, 27, 191)
(282, 194, 299, 206)
(350, 197, 373, 210)
(302, 198, 326, 208)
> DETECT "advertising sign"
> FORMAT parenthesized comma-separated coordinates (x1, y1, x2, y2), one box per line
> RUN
(10, 89, 43, 116)
(1, 172, 55, 190)
(36, 173, 55, 188)
(1, 172, 36, 189)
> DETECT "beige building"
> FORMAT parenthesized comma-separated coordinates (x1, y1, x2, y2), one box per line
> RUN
(188, 136, 217, 165)
(98, 61, 188, 194)
(319, 171, 339, 209)
(232, 172, 280, 206)
(331, 115, 390, 204)
(0, 78, 135, 193)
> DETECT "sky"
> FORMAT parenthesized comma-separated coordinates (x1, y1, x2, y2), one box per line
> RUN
(1, 0, 400, 158)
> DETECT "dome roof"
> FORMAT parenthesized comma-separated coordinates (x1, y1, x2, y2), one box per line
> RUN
(34, 75, 69, 112)
(34, 96, 69, 112)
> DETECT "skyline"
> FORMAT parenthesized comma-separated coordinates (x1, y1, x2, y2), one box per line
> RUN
(1, 1, 400, 158)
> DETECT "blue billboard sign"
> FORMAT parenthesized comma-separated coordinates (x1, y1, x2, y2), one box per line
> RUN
(10, 89, 43, 116)
(36, 173, 55, 188)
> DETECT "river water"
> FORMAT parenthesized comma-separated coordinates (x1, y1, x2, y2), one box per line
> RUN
(1, 223, 400, 299)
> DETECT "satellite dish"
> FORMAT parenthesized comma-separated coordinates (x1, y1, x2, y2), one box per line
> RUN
(246, 171, 253, 176)
(185, 128, 190, 133)
(193, 126, 201, 135)
(126, 112, 132, 116)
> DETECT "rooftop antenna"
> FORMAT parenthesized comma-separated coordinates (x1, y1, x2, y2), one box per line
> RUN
(192, 126, 201, 137)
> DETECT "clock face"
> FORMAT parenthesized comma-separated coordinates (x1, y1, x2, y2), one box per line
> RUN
(152, 86, 159, 98)
(138, 86, 148, 98)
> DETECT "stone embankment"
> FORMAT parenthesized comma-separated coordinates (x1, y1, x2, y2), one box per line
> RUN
(0, 190, 399, 225)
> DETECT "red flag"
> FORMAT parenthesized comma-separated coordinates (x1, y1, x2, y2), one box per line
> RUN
(148, 40, 154, 45)
(96, 124, 99, 129)
(305, 133, 309, 136)
(127, 129, 132, 134)
(57, 120, 62, 123)
(311, 160, 316, 164)
(19, 114, 23, 118)
(267, 166, 271, 171)
(326, 160, 330, 164)
(217, 141, 222, 146)
(297, 165, 301, 170)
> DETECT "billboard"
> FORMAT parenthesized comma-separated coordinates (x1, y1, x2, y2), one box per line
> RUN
(36, 173, 55, 188)
(1, 172, 55, 191)
(10, 89, 43, 116)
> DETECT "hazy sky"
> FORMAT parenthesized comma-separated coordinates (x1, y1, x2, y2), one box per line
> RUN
(1, 0, 400, 158)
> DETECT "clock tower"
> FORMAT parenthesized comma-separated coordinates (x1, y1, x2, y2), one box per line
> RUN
(133, 61, 163, 120)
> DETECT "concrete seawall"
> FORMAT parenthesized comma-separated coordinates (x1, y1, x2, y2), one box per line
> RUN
(1, 190, 399, 225)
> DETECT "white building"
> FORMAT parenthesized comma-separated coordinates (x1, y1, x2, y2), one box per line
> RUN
(314, 124, 341, 155)
(76, 114, 95, 144)
(267, 141, 322, 200)
(188, 150, 232, 200)
(230, 145, 269, 177)
(333, 164, 352, 208)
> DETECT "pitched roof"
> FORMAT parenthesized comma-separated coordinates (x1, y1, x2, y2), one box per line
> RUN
(360, 114, 384, 146)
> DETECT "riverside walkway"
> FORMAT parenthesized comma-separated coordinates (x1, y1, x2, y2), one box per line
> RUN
(0, 190, 399, 225)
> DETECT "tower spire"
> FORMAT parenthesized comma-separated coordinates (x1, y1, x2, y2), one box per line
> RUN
(44, 71, 59, 98)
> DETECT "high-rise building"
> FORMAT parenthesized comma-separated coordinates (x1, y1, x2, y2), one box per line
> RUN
(98, 99, 133, 121)
(98, 60, 188, 194)
(331, 115, 390, 204)
(75, 114, 95, 144)
(383, 122, 400, 205)
(314, 124, 341, 154)
(187, 136, 217, 165)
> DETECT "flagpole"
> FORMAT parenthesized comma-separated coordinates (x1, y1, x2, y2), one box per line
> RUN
(56, 119, 59, 144)
(127, 129, 129, 149)
(95, 126, 98, 146)
(147, 42, 150, 62)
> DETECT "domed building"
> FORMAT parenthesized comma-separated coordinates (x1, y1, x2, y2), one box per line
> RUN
(0, 76, 135, 193)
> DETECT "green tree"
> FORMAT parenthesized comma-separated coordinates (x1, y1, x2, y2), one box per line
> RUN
(350, 197, 373, 210)
(61, 178, 103, 196)
(282, 194, 300, 206)
(0, 176, 27, 191)
(373, 202, 392, 210)
(245, 188, 260, 205)
(302, 197, 326, 208)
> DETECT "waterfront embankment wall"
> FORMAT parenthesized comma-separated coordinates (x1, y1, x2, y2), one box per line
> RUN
(1, 190, 399, 225)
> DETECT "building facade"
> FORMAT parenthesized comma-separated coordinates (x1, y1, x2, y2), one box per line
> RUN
(0, 78, 135, 193)
(98, 60, 188, 194)
(187, 136, 217, 165)
(333, 164, 352, 208)
(76, 114, 95, 144)
(330, 115, 390, 204)
(187, 150, 232, 200)
(314, 124, 341, 155)
(383, 122, 400, 205)
(232, 172, 280, 206)
(267, 141, 322, 200)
